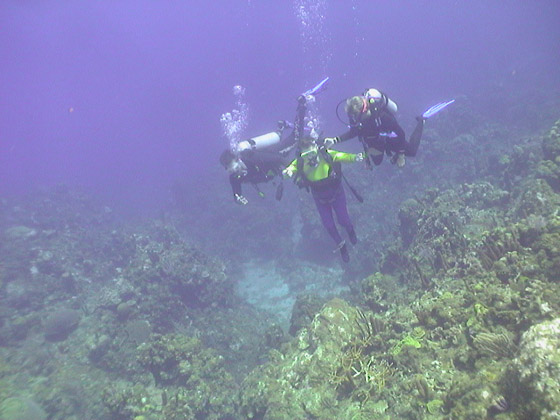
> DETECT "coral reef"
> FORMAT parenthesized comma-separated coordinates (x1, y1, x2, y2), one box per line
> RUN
(240, 298, 402, 419)
(0, 397, 47, 420)
(43, 308, 81, 341)
(508, 318, 560, 420)
(288, 293, 325, 335)
(1, 110, 560, 419)
(134, 334, 238, 419)
(122, 223, 232, 312)
(537, 118, 560, 191)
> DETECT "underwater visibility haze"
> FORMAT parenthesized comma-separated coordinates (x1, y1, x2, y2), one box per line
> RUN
(1, 1, 560, 419)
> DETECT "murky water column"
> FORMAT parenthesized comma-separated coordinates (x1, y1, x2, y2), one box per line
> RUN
(293, 1, 331, 134)
(302, 94, 322, 137)
(219, 85, 249, 153)
(350, 1, 365, 62)
(293, 0, 331, 77)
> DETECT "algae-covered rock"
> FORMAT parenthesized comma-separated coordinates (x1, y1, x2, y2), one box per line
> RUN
(518, 214, 560, 280)
(445, 371, 503, 420)
(536, 118, 560, 191)
(511, 318, 560, 420)
(360, 272, 391, 312)
(125, 228, 232, 310)
(0, 397, 47, 420)
(240, 298, 367, 419)
(43, 308, 81, 341)
(4, 226, 38, 241)
(510, 178, 559, 219)
(240, 298, 404, 419)
(398, 198, 423, 247)
(137, 333, 238, 419)
(289, 293, 325, 335)
(537, 159, 560, 191)
(542, 118, 560, 161)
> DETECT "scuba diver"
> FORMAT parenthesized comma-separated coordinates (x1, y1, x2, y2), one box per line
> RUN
(283, 134, 364, 263)
(220, 120, 296, 205)
(220, 77, 330, 205)
(324, 88, 454, 168)
(220, 133, 290, 205)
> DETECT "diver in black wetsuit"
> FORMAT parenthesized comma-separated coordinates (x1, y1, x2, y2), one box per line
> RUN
(219, 77, 333, 205)
(220, 147, 288, 205)
(220, 96, 308, 205)
(324, 88, 425, 168)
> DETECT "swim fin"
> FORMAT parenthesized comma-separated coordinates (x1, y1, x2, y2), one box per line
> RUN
(275, 183, 284, 201)
(302, 77, 330, 97)
(422, 99, 455, 119)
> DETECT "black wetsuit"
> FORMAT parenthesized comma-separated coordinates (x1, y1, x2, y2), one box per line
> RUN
(338, 109, 424, 165)
(229, 150, 287, 198)
(226, 95, 306, 200)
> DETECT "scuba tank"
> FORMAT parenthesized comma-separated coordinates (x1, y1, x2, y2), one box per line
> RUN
(364, 88, 398, 115)
(236, 131, 281, 152)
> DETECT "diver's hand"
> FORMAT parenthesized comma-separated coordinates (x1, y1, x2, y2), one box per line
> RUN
(234, 194, 248, 205)
(355, 153, 365, 162)
(283, 168, 295, 178)
(323, 137, 338, 147)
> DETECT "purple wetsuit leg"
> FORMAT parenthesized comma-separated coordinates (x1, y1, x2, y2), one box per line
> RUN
(313, 192, 343, 245)
(332, 185, 354, 233)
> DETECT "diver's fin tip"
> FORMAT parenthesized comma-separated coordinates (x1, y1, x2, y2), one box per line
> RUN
(422, 99, 455, 119)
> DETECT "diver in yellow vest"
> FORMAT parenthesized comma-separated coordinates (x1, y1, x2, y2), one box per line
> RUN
(283, 135, 364, 263)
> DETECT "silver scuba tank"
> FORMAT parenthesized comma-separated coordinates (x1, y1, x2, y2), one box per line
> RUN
(364, 88, 398, 115)
(236, 131, 281, 152)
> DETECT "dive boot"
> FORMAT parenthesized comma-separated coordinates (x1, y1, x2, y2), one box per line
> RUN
(335, 241, 350, 263)
(348, 228, 358, 245)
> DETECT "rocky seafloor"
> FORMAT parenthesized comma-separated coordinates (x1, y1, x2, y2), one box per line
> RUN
(1, 96, 560, 419)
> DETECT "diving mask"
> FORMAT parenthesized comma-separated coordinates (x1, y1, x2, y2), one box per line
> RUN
(301, 146, 319, 168)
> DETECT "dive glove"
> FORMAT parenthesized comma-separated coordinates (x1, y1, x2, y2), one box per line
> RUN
(283, 168, 295, 178)
(322, 137, 339, 147)
(234, 194, 248, 205)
